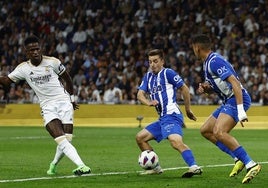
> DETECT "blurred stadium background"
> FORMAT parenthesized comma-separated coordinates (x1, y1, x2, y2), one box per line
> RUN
(0, 0, 268, 106)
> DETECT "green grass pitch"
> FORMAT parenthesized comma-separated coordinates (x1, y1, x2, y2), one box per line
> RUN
(0, 126, 267, 188)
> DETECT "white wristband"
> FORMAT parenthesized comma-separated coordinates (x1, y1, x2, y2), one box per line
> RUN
(70, 95, 75, 102)
(237, 104, 244, 112)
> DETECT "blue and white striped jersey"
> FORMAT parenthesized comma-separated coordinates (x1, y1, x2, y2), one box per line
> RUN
(139, 68, 184, 116)
(204, 52, 243, 102)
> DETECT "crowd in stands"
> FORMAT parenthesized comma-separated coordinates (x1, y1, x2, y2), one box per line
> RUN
(0, 0, 268, 105)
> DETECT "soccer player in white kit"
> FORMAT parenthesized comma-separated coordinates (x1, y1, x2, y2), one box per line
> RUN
(0, 35, 91, 176)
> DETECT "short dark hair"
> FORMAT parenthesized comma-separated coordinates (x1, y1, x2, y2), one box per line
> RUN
(147, 49, 164, 59)
(192, 34, 211, 50)
(24, 35, 40, 47)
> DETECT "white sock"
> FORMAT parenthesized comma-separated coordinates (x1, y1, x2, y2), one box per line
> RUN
(56, 137, 85, 167)
(51, 145, 65, 165)
(51, 134, 73, 165)
(245, 161, 257, 169)
(190, 165, 198, 169)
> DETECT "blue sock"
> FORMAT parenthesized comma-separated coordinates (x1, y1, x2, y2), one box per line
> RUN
(181, 150, 196, 167)
(216, 141, 236, 159)
(232, 146, 251, 165)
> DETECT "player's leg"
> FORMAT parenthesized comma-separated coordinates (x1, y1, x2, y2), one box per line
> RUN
(201, 108, 243, 177)
(201, 111, 238, 160)
(200, 115, 217, 143)
(168, 134, 202, 178)
(136, 129, 155, 151)
(200, 113, 245, 177)
(46, 101, 91, 176)
(214, 113, 261, 183)
(162, 114, 202, 178)
(47, 124, 73, 175)
(136, 121, 163, 174)
(212, 113, 244, 176)
(46, 119, 91, 175)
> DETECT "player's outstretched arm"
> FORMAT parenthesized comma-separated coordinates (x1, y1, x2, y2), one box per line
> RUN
(0, 76, 13, 88)
(180, 84, 197, 121)
(60, 71, 79, 110)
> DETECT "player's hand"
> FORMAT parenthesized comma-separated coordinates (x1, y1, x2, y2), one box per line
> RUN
(197, 83, 204, 94)
(70, 95, 79, 110)
(149, 100, 159, 106)
(197, 82, 211, 94)
(237, 104, 248, 127)
(72, 102, 79, 110)
(186, 109, 197, 121)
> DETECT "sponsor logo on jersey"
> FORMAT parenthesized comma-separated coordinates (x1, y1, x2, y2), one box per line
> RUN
(217, 66, 227, 75)
(152, 85, 162, 93)
(30, 74, 52, 85)
(173, 75, 182, 83)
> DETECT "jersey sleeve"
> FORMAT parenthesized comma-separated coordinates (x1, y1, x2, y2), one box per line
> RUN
(210, 57, 233, 80)
(166, 68, 184, 89)
(138, 73, 149, 92)
(8, 63, 26, 83)
(51, 57, 66, 75)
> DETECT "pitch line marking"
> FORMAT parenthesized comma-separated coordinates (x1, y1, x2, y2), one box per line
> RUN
(0, 161, 267, 183)
(0, 136, 49, 140)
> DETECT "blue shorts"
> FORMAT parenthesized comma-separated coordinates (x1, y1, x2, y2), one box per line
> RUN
(145, 113, 184, 143)
(212, 89, 251, 123)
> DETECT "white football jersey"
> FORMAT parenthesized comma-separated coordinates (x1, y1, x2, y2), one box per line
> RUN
(8, 55, 70, 107)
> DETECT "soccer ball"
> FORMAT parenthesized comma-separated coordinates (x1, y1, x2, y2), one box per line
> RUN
(138, 150, 159, 170)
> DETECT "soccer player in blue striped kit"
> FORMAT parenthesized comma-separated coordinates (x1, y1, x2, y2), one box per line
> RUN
(136, 49, 202, 178)
(191, 34, 261, 184)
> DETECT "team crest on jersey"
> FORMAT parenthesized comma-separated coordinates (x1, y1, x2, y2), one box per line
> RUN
(45, 66, 50, 72)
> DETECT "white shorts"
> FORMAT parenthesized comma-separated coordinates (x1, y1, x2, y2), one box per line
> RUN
(41, 100, 74, 126)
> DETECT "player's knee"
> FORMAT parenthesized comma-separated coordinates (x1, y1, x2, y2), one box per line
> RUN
(54, 135, 67, 144)
(200, 125, 208, 136)
(136, 131, 149, 144)
(170, 140, 185, 151)
(65, 133, 73, 142)
(201, 131, 210, 139)
(200, 126, 213, 140)
(213, 129, 224, 140)
(170, 141, 178, 150)
(136, 132, 143, 143)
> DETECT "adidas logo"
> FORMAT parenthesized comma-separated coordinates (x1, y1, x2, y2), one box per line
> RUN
(30, 71, 34, 75)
